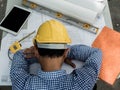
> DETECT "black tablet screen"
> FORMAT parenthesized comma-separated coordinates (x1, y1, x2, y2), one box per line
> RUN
(0, 6, 30, 32)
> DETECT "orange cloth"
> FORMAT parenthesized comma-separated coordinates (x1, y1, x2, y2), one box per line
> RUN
(92, 26, 120, 85)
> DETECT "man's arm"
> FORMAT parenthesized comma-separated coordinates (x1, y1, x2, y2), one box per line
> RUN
(67, 45, 102, 89)
(10, 50, 34, 90)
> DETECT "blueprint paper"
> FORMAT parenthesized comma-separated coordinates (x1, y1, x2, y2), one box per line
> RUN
(0, 9, 105, 85)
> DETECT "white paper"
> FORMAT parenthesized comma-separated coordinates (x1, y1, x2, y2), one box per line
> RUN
(65, 0, 106, 15)
(0, 8, 105, 85)
(28, 0, 98, 25)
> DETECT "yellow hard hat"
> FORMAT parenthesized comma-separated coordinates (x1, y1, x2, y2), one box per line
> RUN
(34, 19, 71, 44)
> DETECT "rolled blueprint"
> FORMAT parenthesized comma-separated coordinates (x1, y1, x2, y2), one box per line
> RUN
(65, 0, 105, 15)
(28, 0, 98, 25)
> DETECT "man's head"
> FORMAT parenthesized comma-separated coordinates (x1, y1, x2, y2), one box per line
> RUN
(33, 19, 71, 71)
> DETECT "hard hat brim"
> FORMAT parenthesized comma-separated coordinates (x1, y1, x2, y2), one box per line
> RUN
(36, 43, 69, 49)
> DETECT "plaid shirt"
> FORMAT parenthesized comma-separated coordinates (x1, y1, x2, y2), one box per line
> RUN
(10, 45, 102, 90)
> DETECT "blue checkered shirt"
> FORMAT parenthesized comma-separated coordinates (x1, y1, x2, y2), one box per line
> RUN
(10, 45, 102, 90)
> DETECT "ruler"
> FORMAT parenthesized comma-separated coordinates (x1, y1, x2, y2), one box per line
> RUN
(22, 0, 99, 34)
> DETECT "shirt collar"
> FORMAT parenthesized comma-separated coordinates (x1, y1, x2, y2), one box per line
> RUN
(38, 69, 67, 80)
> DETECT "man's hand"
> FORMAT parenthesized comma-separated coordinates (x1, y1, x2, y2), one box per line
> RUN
(23, 46, 39, 59)
(64, 58, 76, 68)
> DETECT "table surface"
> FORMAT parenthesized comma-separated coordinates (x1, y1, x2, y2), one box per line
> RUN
(0, 0, 112, 86)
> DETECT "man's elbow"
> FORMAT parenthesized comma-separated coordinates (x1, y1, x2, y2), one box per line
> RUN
(94, 48, 102, 58)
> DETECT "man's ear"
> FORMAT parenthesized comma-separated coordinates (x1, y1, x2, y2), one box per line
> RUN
(63, 48, 70, 58)
(33, 45, 40, 59)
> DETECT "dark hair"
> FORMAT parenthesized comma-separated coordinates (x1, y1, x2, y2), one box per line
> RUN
(34, 40, 65, 58)
(37, 48, 65, 58)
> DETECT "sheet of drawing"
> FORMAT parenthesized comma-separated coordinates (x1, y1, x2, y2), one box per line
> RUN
(0, 10, 105, 85)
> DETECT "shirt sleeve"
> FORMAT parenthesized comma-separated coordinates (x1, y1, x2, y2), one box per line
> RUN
(10, 50, 34, 90)
(67, 45, 102, 89)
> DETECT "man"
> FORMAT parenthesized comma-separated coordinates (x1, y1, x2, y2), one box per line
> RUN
(10, 20, 102, 90)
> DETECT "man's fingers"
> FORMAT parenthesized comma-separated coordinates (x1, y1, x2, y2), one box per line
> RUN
(67, 61, 76, 68)
(23, 47, 35, 58)
(24, 48, 32, 54)
(30, 46, 36, 51)
(65, 59, 76, 68)
(70, 62, 76, 68)
(24, 53, 34, 58)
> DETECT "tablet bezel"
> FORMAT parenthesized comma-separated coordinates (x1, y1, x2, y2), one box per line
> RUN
(0, 5, 31, 35)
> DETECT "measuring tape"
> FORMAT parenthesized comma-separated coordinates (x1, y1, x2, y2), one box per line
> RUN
(9, 31, 35, 54)
(8, 31, 35, 60)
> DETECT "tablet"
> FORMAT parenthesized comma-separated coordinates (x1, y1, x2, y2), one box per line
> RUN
(0, 5, 31, 35)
